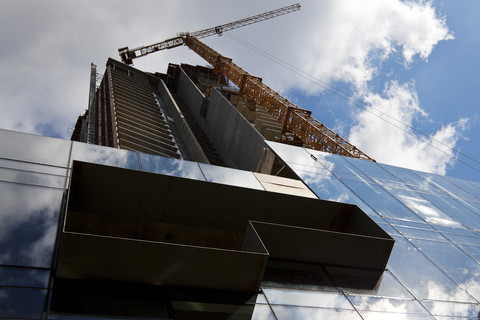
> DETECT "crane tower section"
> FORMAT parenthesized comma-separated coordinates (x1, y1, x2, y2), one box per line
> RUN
(184, 37, 374, 161)
(118, 3, 374, 161)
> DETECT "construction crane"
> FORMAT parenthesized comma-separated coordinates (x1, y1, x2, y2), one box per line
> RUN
(118, 4, 374, 161)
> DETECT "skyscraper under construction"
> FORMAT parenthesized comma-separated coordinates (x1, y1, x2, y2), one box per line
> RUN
(1, 5, 480, 319)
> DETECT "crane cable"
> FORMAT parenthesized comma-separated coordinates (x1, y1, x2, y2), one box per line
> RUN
(224, 32, 480, 175)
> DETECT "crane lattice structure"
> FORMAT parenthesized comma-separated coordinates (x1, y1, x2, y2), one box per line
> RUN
(118, 3, 375, 161)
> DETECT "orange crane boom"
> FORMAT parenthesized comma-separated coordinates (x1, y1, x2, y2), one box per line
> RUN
(118, 4, 375, 161)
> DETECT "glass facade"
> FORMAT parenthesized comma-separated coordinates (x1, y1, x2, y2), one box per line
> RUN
(1, 128, 480, 319)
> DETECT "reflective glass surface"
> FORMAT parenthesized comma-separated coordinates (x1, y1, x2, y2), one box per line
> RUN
(272, 306, 362, 320)
(446, 176, 480, 199)
(266, 142, 314, 166)
(379, 162, 431, 187)
(199, 163, 264, 190)
(376, 222, 402, 236)
(411, 239, 480, 301)
(0, 287, 46, 319)
(295, 169, 365, 205)
(307, 149, 364, 178)
(139, 152, 206, 181)
(3, 132, 480, 319)
(0, 182, 62, 268)
(421, 300, 480, 317)
(251, 304, 276, 320)
(383, 186, 463, 228)
(343, 270, 413, 298)
(0, 159, 67, 176)
(387, 236, 475, 302)
(0, 167, 65, 188)
(417, 171, 474, 200)
(344, 156, 397, 180)
(0, 267, 49, 288)
(387, 218, 435, 230)
(71, 142, 140, 170)
(342, 179, 423, 221)
(360, 312, 434, 319)
(396, 226, 448, 241)
(420, 193, 480, 230)
(444, 233, 480, 247)
(347, 295, 428, 314)
(0, 129, 71, 167)
(263, 288, 353, 309)
(460, 244, 480, 264)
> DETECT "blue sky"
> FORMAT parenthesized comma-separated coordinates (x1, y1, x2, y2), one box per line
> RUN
(0, 0, 479, 181)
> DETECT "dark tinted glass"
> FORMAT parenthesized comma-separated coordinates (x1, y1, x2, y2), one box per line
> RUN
(0, 267, 49, 288)
(0, 182, 62, 268)
(0, 287, 46, 318)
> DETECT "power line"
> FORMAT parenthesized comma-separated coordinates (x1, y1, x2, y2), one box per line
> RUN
(224, 33, 480, 174)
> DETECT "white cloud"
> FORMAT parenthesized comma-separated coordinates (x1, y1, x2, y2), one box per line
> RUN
(284, 0, 453, 92)
(0, 0, 467, 175)
(267, 0, 461, 175)
(348, 80, 468, 175)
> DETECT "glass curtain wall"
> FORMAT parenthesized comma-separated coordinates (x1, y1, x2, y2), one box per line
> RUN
(1, 128, 480, 319)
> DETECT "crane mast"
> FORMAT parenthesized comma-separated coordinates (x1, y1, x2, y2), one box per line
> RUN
(118, 4, 374, 161)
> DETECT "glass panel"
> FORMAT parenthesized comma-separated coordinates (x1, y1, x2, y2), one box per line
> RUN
(387, 236, 475, 302)
(436, 225, 474, 236)
(343, 270, 413, 298)
(71, 142, 140, 170)
(417, 171, 474, 200)
(288, 162, 328, 175)
(387, 218, 435, 230)
(379, 163, 431, 187)
(396, 226, 448, 242)
(0, 267, 49, 288)
(445, 175, 480, 199)
(251, 304, 276, 320)
(460, 244, 480, 264)
(343, 156, 397, 180)
(347, 296, 428, 314)
(295, 169, 365, 205)
(421, 300, 480, 317)
(0, 159, 66, 176)
(411, 239, 480, 301)
(456, 199, 480, 217)
(0, 129, 71, 167)
(266, 142, 314, 166)
(263, 288, 353, 309)
(444, 233, 480, 247)
(306, 149, 363, 177)
(377, 222, 402, 236)
(272, 306, 362, 320)
(0, 167, 65, 189)
(420, 193, 480, 230)
(255, 292, 267, 304)
(382, 184, 463, 228)
(199, 163, 264, 190)
(0, 287, 46, 319)
(139, 152, 205, 181)
(360, 311, 434, 319)
(341, 179, 423, 222)
(0, 182, 63, 268)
